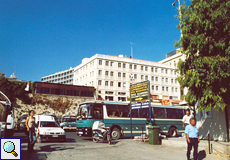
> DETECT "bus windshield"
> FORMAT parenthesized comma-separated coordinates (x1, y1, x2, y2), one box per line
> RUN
(78, 104, 93, 119)
(78, 103, 103, 119)
(63, 117, 76, 122)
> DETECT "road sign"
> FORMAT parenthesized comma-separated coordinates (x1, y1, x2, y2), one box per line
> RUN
(130, 81, 150, 109)
(129, 80, 151, 138)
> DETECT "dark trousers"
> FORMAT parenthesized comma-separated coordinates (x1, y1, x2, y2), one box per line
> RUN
(187, 138, 198, 160)
(27, 128, 36, 152)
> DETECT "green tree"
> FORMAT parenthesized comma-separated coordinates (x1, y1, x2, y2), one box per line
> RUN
(0, 77, 27, 103)
(176, 0, 230, 111)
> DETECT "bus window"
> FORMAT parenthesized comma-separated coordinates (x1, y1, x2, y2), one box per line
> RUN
(177, 109, 184, 119)
(118, 105, 130, 117)
(106, 105, 119, 117)
(153, 107, 166, 118)
(139, 108, 150, 118)
(166, 108, 177, 119)
(93, 105, 103, 119)
(131, 109, 138, 118)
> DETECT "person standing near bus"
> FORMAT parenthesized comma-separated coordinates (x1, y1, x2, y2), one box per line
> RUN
(182, 109, 191, 128)
(185, 118, 200, 160)
(25, 110, 38, 153)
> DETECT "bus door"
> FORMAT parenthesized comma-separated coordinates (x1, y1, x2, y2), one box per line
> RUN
(92, 104, 103, 123)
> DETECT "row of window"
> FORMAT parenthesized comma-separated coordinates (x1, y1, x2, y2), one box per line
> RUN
(98, 60, 177, 75)
(151, 85, 178, 92)
(42, 75, 73, 82)
(42, 71, 73, 81)
(43, 80, 73, 84)
(77, 61, 95, 74)
(36, 87, 94, 97)
(98, 80, 178, 92)
(103, 91, 126, 95)
(98, 70, 178, 83)
(92, 104, 184, 119)
(98, 80, 126, 87)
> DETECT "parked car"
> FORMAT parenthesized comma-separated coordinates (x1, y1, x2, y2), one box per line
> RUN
(34, 115, 66, 143)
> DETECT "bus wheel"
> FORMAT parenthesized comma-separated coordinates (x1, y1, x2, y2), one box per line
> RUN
(168, 127, 178, 137)
(111, 128, 121, 140)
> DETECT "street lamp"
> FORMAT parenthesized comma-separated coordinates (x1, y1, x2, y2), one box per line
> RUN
(172, 0, 180, 7)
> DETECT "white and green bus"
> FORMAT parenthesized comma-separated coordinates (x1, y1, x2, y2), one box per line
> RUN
(76, 100, 185, 139)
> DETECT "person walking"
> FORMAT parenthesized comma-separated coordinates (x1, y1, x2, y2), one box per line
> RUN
(185, 118, 200, 160)
(182, 109, 192, 128)
(25, 110, 38, 153)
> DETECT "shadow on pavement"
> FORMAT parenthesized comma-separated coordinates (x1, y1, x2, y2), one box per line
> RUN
(39, 144, 75, 152)
(197, 150, 206, 160)
(40, 138, 76, 143)
(21, 145, 75, 160)
(82, 138, 93, 141)
(21, 150, 47, 160)
(110, 140, 119, 145)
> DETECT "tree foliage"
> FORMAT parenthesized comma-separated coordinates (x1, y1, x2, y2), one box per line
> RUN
(0, 77, 27, 103)
(176, 0, 230, 111)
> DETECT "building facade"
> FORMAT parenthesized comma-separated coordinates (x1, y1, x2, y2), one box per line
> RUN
(41, 67, 74, 85)
(73, 54, 180, 102)
(159, 49, 188, 98)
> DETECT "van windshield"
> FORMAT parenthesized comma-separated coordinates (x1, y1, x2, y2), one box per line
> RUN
(40, 121, 59, 127)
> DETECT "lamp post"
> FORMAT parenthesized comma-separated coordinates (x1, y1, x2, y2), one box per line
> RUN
(172, 0, 182, 37)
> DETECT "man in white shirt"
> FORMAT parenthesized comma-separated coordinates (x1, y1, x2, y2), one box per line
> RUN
(182, 109, 192, 128)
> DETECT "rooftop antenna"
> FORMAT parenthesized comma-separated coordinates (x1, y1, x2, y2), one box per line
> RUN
(14, 66, 16, 75)
(130, 42, 134, 58)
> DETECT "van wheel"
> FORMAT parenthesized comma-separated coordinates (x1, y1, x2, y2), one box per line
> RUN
(111, 128, 121, 140)
(36, 135, 43, 143)
(168, 127, 178, 137)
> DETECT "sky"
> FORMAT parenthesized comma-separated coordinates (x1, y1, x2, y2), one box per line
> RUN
(0, 0, 183, 81)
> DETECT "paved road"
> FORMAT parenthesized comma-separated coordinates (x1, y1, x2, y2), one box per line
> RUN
(12, 132, 224, 160)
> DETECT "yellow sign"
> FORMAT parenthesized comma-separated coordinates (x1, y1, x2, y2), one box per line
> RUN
(130, 81, 149, 103)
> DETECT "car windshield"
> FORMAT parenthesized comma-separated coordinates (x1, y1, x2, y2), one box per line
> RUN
(40, 121, 59, 127)
(63, 117, 76, 122)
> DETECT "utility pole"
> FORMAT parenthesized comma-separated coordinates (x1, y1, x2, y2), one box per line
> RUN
(130, 42, 134, 58)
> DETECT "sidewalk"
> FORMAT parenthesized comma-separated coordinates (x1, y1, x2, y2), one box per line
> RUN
(161, 137, 230, 159)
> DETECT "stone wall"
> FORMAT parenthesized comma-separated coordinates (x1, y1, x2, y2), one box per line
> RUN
(13, 93, 95, 129)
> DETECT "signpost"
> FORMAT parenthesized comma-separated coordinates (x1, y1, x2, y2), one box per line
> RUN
(129, 80, 151, 138)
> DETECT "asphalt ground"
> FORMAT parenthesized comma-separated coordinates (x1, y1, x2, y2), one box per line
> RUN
(10, 131, 225, 160)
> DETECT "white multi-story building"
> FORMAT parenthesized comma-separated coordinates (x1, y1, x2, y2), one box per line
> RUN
(41, 67, 74, 85)
(159, 49, 188, 97)
(73, 54, 180, 102)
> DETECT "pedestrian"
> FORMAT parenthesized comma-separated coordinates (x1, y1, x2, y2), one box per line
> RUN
(185, 118, 200, 160)
(25, 110, 38, 153)
(182, 109, 192, 128)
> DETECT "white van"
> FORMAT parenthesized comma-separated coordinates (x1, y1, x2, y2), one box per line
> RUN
(5, 108, 15, 138)
(0, 91, 11, 138)
(34, 115, 66, 143)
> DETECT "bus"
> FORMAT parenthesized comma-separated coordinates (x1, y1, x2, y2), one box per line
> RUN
(60, 115, 77, 131)
(76, 100, 185, 139)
